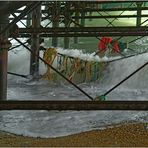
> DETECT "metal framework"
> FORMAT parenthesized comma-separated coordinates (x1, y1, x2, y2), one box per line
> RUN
(0, 1, 148, 110)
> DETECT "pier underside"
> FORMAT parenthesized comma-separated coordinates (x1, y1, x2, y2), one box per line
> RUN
(0, 1, 148, 110)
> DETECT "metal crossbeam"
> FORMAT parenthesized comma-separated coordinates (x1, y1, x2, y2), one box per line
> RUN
(0, 100, 148, 110)
(17, 26, 148, 37)
(9, 14, 148, 20)
(69, 7, 148, 12)
(14, 7, 148, 14)
(19, 27, 148, 32)
(17, 32, 148, 38)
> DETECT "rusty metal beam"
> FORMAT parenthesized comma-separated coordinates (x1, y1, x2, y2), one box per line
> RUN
(17, 32, 148, 37)
(19, 26, 148, 33)
(13, 7, 148, 15)
(136, 2, 143, 27)
(30, 4, 41, 77)
(9, 14, 148, 20)
(71, 14, 148, 19)
(68, 7, 148, 12)
(17, 26, 148, 37)
(14, 7, 148, 15)
(0, 50, 8, 100)
(0, 9, 9, 100)
(0, 100, 148, 110)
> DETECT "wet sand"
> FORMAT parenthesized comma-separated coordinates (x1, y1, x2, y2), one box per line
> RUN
(0, 123, 148, 147)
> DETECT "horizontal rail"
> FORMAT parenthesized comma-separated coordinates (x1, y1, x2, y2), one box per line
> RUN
(17, 32, 148, 37)
(0, 100, 148, 110)
(69, 7, 148, 12)
(14, 7, 148, 13)
(9, 15, 148, 20)
(17, 27, 148, 37)
(19, 27, 148, 33)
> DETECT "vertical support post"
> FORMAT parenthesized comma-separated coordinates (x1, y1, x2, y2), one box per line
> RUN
(73, 2, 80, 44)
(52, 1, 60, 47)
(85, 2, 92, 21)
(64, 2, 70, 49)
(27, 13, 32, 27)
(120, 2, 123, 8)
(74, 10, 79, 44)
(30, 4, 41, 78)
(136, 2, 143, 27)
(0, 5, 9, 100)
(81, 2, 85, 27)
(89, 12, 92, 21)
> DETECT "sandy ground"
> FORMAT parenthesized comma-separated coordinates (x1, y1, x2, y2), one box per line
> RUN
(0, 122, 148, 147)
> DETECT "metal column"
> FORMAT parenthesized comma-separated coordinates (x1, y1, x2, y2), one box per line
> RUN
(27, 13, 32, 27)
(52, 2, 60, 47)
(0, 3, 9, 100)
(136, 2, 143, 27)
(73, 9, 79, 44)
(64, 2, 70, 49)
(81, 2, 85, 27)
(30, 4, 41, 78)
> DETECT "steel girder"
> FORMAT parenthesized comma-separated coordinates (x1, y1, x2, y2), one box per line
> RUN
(17, 27, 148, 37)
(0, 100, 148, 110)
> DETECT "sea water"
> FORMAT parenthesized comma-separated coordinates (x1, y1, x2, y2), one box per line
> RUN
(0, 37, 147, 138)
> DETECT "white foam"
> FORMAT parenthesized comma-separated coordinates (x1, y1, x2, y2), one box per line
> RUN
(56, 47, 121, 62)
